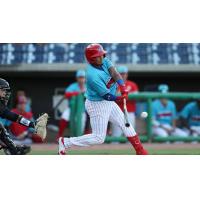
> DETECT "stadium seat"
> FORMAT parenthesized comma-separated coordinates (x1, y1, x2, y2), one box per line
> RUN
(0, 43, 200, 65)
(13, 53, 24, 64)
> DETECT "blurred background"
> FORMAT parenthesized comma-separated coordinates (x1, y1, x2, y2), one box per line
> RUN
(1, 43, 200, 152)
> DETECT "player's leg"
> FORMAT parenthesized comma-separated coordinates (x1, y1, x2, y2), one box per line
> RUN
(0, 122, 18, 154)
(111, 123, 123, 137)
(0, 123, 30, 155)
(171, 128, 189, 137)
(109, 102, 148, 155)
(128, 112, 136, 128)
(110, 112, 136, 139)
(190, 126, 200, 136)
(56, 108, 70, 141)
(112, 112, 135, 137)
(152, 127, 169, 137)
(84, 111, 91, 134)
(81, 112, 87, 133)
(59, 100, 111, 154)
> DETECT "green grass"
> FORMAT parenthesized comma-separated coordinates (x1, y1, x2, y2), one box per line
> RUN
(1, 144, 200, 155)
(17, 148, 200, 155)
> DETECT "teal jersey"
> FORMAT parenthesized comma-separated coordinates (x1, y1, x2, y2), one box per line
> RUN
(180, 102, 200, 126)
(152, 99, 177, 125)
(85, 57, 117, 101)
(65, 82, 85, 93)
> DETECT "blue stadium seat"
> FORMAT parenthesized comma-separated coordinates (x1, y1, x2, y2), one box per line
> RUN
(177, 43, 189, 55)
(34, 44, 45, 54)
(54, 54, 65, 62)
(138, 54, 149, 64)
(137, 44, 149, 54)
(0, 44, 4, 53)
(73, 53, 85, 63)
(0, 54, 3, 64)
(13, 44, 23, 53)
(13, 53, 24, 64)
(118, 55, 127, 63)
(33, 53, 44, 63)
(0, 43, 200, 65)
(153, 44, 169, 64)
(176, 44, 190, 64)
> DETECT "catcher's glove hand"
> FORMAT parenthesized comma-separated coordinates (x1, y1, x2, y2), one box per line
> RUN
(35, 113, 49, 140)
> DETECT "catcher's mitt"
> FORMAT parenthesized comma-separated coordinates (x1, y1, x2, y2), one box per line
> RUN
(35, 113, 49, 140)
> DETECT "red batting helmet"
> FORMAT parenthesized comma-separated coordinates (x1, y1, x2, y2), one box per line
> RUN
(85, 43, 107, 64)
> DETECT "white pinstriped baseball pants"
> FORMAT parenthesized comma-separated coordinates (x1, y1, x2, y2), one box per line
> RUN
(63, 99, 136, 148)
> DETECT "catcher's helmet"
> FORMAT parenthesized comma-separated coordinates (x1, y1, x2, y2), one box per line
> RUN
(0, 78, 11, 105)
(85, 44, 107, 65)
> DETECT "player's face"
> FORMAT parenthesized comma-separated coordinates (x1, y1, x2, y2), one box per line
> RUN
(160, 98, 168, 106)
(18, 103, 26, 112)
(0, 89, 6, 98)
(95, 56, 104, 66)
(120, 73, 128, 81)
(77, 77, 85, 85)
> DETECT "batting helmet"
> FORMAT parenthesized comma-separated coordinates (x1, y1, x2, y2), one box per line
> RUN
(85, 44, 107, 65)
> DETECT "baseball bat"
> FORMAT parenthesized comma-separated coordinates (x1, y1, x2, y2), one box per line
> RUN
(123, 98, 130, 127)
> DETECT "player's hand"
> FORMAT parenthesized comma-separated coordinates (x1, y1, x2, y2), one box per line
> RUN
(119, 85, 128, 96)
(160, 125, 174, 134)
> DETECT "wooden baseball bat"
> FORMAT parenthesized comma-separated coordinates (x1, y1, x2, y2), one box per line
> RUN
(123, 98, 130, 127)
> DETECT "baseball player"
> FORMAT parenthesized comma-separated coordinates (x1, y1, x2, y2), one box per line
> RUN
(111, 66, 138, 137)
(0, 78, 48, 155)
(179, 99, 200, 136)
(5, 96, 43, 145)
(58, 43, 148, 155)
(56, 70, 86, 141)
(152, 84, 188, 137)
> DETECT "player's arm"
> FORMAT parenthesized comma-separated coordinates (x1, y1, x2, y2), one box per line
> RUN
(108, 67, 123, 82)
(0, 105, 48, 140)
(0, 106, 35, 128)
(65, 91, 80, 98)
(108, 67, 128, 96)
(170, 103, 178, 132)
(179, 116, 190, 129)
(64, 84, 80, 99)
(171, 119, 177, 132)
(179, 103, 191, 129)
(91, 78, 125, 102)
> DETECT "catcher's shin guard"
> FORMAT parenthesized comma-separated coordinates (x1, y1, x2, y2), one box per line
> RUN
(9, 145, 31, 155)
(0, 123, 18, 154)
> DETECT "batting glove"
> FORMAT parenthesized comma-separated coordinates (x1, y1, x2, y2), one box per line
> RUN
(119, 85, 129, 96)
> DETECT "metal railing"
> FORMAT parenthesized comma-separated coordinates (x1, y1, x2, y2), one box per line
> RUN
(69, 92, 200, 142)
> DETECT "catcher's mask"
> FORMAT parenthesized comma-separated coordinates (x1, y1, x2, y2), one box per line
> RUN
(0, 78, 11, 105)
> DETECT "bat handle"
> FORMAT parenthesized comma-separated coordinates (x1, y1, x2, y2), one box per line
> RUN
(123, 98, 127, 110)
(123, 98, 130, 127)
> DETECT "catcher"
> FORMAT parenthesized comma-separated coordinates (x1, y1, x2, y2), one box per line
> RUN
(0, 78, 48, 155)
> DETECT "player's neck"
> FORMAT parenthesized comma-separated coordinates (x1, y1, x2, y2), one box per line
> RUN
(78, 83, 84, 88)
(91, 64, 103, 69)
